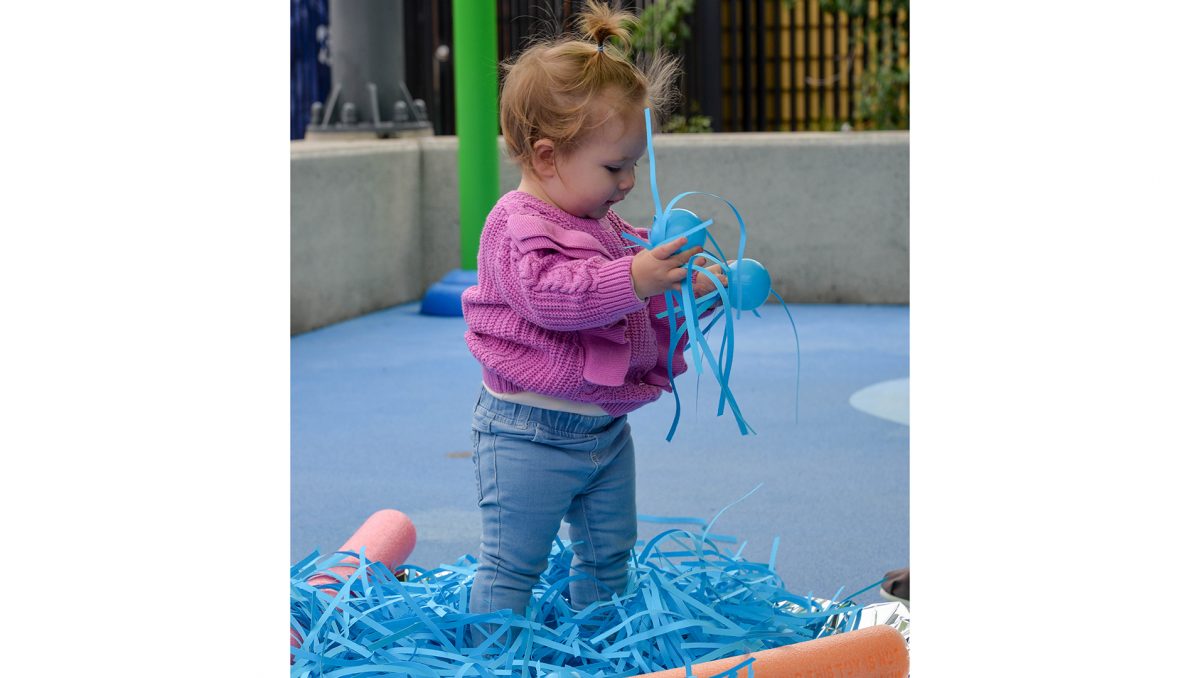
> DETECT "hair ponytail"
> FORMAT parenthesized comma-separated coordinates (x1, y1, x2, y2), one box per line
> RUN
(498, 0, 681, 168)
(576, 0, 633, 54)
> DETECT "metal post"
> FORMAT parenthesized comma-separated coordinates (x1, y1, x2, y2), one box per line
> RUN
(452, 0, 499, 271)
(307, 0, 431, 137)
(420, 0, 499, 315)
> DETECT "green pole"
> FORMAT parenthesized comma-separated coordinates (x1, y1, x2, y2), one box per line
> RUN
(452, 0, 499, 271)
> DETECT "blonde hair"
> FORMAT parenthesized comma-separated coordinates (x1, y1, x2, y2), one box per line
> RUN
(499, 0, 680, 169)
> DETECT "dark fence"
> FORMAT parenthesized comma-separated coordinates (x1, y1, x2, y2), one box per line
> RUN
(404, 1, 456, 136)
(291, 0, 331, 140)
(291, 0, 908, 139)
(715, 0, 909, 132)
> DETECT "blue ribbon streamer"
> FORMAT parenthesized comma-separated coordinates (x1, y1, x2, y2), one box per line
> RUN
(625, 108, 804, 440)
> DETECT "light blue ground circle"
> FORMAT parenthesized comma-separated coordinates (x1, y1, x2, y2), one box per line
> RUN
(849, 378, 909, 425)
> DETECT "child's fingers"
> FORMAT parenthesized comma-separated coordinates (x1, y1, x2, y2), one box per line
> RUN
(650, 237, 689, 260)
(670, 246, 704, 266)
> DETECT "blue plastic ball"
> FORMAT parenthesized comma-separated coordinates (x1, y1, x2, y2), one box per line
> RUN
(655, 208, 708, 253)
(727, 258, 772, 310)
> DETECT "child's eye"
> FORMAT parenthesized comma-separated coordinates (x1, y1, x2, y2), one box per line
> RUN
(605, 166, 621, 173)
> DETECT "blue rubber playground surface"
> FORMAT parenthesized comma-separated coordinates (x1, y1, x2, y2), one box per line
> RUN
(291, 302, 908, 605)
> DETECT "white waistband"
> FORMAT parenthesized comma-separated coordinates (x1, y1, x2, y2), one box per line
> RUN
(482, 383, 608, 417)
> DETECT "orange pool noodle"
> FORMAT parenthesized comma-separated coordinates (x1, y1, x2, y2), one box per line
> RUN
(293, 509, 418, 651)
(306, 509, 417, 589)
(636, 625, 908, 678)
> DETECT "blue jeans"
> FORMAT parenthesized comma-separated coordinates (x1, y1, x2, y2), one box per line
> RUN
(468, 388, 637, 620)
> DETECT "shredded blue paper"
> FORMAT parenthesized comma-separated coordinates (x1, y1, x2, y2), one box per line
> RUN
(291, 523, 871, 677)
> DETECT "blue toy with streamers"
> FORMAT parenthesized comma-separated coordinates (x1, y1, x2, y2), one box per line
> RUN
(727, 259, 772, 311)
(655, 207, 709, 254)
(624, 108, 801, 441)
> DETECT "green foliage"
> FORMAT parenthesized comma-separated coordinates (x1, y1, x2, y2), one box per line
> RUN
(818, 0, 909, 14)
(787, 0, 909, 130)
(664, 102, 713, 134)
(664, 114, 713, 134)
(855, 67, 908, 130)
(826, 0, 908, 130)
(628, 0, 710, 133)
(627, 0, 908, 132)
(630, 0, 695, 54)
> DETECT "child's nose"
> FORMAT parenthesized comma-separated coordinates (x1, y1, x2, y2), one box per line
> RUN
(618, 169, 635, 191)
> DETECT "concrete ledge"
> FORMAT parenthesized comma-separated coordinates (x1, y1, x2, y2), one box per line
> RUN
(292, 132, 908, 334)
(291, 139, 423, 334)
(622, 132, 909, 303)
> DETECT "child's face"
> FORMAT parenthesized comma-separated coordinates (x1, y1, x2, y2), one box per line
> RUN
(543, 104, 647, 220)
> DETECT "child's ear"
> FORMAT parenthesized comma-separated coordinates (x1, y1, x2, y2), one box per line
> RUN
(531, 139, 556, 178)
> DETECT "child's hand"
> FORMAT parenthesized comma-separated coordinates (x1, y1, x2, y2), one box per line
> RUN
(690, 257, 730, 299)
(631, 237, 704, 300)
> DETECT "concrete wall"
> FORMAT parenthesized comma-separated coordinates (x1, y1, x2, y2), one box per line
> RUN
(291, 140, 424, 334)
(622, 132, 910, 304)
(292, 132, 907, 334)
(414, 137, 523, 293)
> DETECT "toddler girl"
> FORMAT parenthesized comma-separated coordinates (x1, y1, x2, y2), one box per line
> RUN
(461, 1, 724, 624)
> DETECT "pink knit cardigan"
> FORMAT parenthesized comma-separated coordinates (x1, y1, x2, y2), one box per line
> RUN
(462, 191, 688, 417)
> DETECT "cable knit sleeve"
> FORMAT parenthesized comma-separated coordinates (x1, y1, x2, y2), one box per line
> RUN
(485, 215, 647, 331)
